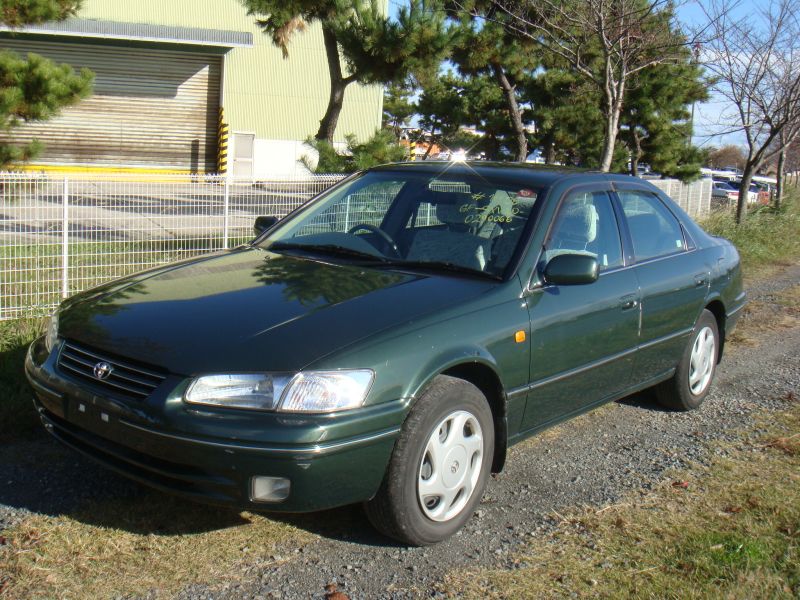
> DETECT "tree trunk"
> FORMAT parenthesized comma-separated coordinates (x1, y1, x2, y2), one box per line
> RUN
(776, 147, 785, 210)
(492, 63, 527, 162)
(629, 128, 642, 177)
(423, 128, 438, 159)
(544, 134, 556, 164)
(315, 25, 353, 143)
(735, 166, 756, 224)
(600, 76, 624, 172)
(600, 101, 622, 171)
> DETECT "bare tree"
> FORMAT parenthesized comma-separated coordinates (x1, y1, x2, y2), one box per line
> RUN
(483, 0, 694, 171)
(702, 0, 800, 222)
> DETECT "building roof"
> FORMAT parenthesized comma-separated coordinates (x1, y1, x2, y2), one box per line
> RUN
(0, 18, 253, 48)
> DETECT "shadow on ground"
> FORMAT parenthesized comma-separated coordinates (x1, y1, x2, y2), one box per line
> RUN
(0, 325, 44, 444)
(616, 388, 676, 413)
(0, 434, 397, 545)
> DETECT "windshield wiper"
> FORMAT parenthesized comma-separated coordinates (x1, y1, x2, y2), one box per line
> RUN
(267, 242, 389, 263)
(376, 259, 502, 280)
(268, 242, 500, 280)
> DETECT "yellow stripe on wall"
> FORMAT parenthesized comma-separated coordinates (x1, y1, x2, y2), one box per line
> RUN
(218, 107, 229, 175)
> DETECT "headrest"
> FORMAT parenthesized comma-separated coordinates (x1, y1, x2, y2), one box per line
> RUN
(435, 194, 474, 225)
(559, 203, 597, 244)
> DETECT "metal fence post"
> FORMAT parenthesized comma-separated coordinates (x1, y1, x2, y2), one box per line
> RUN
(223, 177, 230, 249)
(61, 177, 69, 299)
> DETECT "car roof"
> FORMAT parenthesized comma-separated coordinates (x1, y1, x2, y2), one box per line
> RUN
(369, 161, 606, 187)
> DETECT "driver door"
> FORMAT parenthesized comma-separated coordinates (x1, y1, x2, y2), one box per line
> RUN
(521, 187, 640, 431)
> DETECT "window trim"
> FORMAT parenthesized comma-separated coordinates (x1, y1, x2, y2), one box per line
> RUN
(526, 182, 621, 291)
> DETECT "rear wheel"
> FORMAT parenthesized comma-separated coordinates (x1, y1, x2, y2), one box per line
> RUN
(656, 309, 719, 411)
(365, 375, 494, 546)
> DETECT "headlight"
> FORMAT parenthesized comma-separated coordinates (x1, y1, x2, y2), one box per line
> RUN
(184, 369, 374, 413)
(45, 312, 59, 354)
(185, 374, 293, 411)
(279, 370, 374, 413)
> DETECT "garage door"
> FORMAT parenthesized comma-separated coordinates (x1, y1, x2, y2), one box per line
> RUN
(1, 38, 222, 172)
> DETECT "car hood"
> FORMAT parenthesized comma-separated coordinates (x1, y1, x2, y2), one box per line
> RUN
(58, 248, 493, 375)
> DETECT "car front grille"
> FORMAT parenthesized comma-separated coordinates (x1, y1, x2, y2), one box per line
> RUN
(57, 340, 167, 400)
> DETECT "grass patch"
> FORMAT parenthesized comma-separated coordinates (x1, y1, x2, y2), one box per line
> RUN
(0, 317, 45, 442)
(442, 404, 800, 599)
(726, 283, 800, 347)
(1, 237, 252, 320)
(701, 189, 800, 274)
(0, 490, 311, 599)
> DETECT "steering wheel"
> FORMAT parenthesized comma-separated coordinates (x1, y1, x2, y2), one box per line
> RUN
(347, 224, 401, 258)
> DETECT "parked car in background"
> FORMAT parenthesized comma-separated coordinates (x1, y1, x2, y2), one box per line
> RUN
(26, 163, 746, 546)
(750, 181, 772, 204)
(712, 180, 739, 204)
(737, 182, 762, 204)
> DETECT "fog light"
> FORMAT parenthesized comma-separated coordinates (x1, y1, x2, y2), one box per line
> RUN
(250, 476, 291, 503)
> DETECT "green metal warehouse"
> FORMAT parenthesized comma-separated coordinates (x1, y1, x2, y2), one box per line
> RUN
(0, 0, 384, 176)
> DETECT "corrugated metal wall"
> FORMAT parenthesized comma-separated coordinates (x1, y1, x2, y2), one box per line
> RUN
(1, 38, 221, 172)
(79, 0, 385, 145)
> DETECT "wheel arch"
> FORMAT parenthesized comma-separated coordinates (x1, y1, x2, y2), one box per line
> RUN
(703, 297, 727, 362)
(412, 357, 509, 474)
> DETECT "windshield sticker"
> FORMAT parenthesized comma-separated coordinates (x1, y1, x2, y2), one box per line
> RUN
(459, 194, 521, 225)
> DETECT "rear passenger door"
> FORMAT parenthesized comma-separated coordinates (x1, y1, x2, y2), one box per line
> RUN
(614, 186, 710, 382)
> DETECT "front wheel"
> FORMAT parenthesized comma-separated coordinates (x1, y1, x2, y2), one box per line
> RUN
(365, 376, 494, 546)
(656, 309, 720, 411)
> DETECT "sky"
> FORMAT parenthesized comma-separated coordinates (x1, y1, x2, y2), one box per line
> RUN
(676, 0, 764, 149)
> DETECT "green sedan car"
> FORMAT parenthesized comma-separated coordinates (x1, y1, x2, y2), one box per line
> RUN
(26, 163, 745, 545)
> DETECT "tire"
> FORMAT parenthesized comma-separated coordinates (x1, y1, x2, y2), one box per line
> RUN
(364, 375, 494, 546)
(656, 309, 720, 411)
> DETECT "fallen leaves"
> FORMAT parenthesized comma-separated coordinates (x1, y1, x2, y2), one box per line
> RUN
(759, 433, 800, 455)
(324, 582, 350, 600)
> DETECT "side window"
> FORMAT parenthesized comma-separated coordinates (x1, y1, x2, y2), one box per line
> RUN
(618, 191, 685, 261)
(543, 190, 623, 270)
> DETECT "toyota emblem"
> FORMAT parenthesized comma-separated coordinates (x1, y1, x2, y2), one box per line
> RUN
(93, 361, 113, 380)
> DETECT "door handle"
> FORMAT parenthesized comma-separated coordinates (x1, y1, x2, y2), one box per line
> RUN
(619, 295, 638, 310)
(694, 273, 709, 287)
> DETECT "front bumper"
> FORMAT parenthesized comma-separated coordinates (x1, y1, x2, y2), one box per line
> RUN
(25, 337, 406, 512)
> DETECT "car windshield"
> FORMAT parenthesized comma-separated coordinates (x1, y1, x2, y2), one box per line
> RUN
(257, 169, 542, 278)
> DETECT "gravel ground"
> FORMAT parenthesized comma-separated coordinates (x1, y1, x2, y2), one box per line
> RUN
(1, 265, 799, 599)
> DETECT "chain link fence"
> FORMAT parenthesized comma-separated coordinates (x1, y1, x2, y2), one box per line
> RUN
(646, 177, 712, 218)
(0, 173, 344, 320)
(0, 172, 711, 321)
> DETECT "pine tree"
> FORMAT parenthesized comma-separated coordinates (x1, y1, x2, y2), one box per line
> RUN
(415, 73, 468, 157)
(459, 73, 519, 160)
(241, 0, 450, 143)
(0, 0, 93, 168)
(446, 0, 536, 162)
(620, 52, 708, 181)
(382, 80, 415, 140)
(523, 66, 622, 168)
(303, 129, 407, 173)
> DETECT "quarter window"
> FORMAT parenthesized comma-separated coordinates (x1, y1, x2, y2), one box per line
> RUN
(618, 191, 685, 261)
(543, 190, 623, 271)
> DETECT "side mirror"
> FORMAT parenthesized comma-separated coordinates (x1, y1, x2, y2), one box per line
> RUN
(544, 253, 599, 285)
(254, 216, 279, 236)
